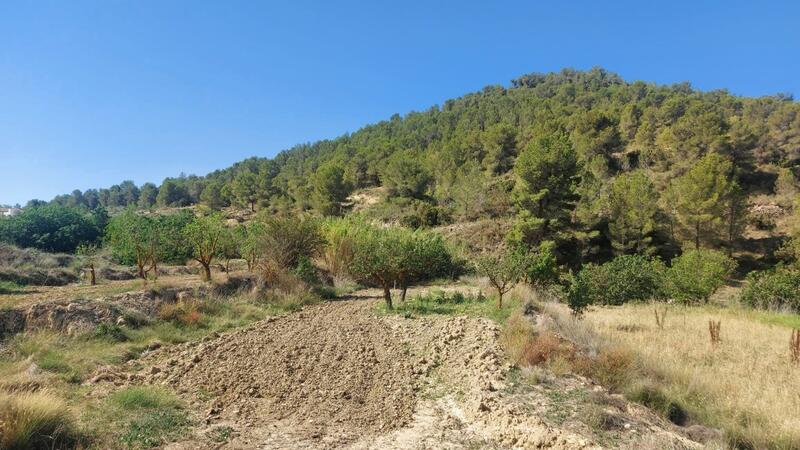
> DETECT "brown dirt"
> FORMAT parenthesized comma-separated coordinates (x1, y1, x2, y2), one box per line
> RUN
(94, 294, 702, 449)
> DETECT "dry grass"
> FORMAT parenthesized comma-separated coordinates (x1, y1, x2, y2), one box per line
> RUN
(0, 390, 82, 449)
(585, 303, 800, 448)
(501, 312, 568, 367)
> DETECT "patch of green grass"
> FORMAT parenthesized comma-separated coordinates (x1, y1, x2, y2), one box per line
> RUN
(0, 280, 25, 294)
(378, 289, 522, 323)
(543, 387, 589, 425)
(109, 386, 180, 410)
(119, 408, 189, 449)
(80, 386, 189, 449)
(746, 309, 800, 329)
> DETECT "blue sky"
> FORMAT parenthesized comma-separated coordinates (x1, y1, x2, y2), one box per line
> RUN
(1, 0, 798, 205)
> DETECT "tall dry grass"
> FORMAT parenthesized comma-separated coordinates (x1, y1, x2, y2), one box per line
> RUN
(586, 303, 800, 448)
(0, 390, 81, 449)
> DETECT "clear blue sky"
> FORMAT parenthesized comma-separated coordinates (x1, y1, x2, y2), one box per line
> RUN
(1, 0, 798, 206)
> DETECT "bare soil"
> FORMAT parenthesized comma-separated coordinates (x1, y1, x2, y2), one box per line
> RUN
(92, 293, 702, 449)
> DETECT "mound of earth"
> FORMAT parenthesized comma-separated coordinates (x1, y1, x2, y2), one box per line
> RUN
(98, 297, 703, 449)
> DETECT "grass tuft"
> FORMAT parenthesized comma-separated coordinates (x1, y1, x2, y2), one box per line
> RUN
(0, 390, 84, 449)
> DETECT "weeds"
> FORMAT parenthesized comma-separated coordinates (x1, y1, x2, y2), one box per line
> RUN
(653, 304, 667, 330)
(709, 320, 722, 347)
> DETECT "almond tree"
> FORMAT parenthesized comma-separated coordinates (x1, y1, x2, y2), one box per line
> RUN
(184, 213, 225, 281)
(475, 249, 526, 308)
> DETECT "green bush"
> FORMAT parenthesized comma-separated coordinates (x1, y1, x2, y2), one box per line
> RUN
(740, 268, 800, 312)
(93, 323, 129, 342)
(568, 255, 666, 314)
(666, 249, 735, 303)
(293, 256, 320, 285)
(0, 204, 104, 253)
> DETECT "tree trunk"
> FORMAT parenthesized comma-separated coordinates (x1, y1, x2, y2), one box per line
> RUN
(250, 201, 256, 212)
(383, 285, 393, 310)
(89, 263, 96, 286)
(201, 262, 211, 281)
(401, 285, 408, 303)
(497, 290, 503, 309)
(137, 261, 145, 279)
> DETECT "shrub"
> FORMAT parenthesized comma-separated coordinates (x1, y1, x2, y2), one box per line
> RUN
(568, 255, 665, 314)
(293, 256, 320, 285)
(158, 301, 204, 327)
(666, 249, 735, 303)
(0, 390, 82, 449)
(93, 323, 128, 342)
(0, 204, 103, 253)
(0, 280, 23, 295)
(740, 268, 800, 312)
(521, 242, 560, 287)
(257, 216, 324, 272)
(500, 312, 577, 368)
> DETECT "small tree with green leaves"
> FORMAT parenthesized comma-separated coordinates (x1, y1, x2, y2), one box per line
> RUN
(394, 230, 452, 302)
(106, 209, 156, 279)
(184, 213, 225, 281)
(475, 249, 526, 308)
(348, 225, 404, 309)
(666, 249, 735, 303)
(239, 221, 266, 272)
(231, 170, 260, 212)
(217, 226, 240, 272)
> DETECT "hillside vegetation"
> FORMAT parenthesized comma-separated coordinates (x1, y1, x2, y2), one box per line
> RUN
(3, 68, 800, 449)
(12, 67, 799, 268)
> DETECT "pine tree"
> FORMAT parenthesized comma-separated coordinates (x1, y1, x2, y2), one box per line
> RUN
(664, 153, 740, 249)
(606, 170, 659, 254)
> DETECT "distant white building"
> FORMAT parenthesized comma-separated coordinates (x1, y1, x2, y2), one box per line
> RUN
(0, 207, 22, 217)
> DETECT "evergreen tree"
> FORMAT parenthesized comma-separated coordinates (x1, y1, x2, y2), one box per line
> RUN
(511, 131, 579, 245)
(664, 153, 740, 249)
(231, 170, 259, 211)
(606, 170, 659, 254)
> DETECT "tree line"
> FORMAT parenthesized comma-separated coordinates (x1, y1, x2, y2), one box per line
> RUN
(28, 68, 797, 268)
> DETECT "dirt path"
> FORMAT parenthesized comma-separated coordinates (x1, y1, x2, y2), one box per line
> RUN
(102, 293, 701, 449)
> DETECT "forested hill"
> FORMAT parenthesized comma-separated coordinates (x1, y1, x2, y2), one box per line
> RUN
(36, 67, 800, 263)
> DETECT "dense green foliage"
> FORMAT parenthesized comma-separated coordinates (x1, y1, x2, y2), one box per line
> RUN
(183, 213, 226, 280)
(665, 249, 736, 303)
(39, 69, 798, 266)
(343, 222, 454, 308)
(0, 204, 105, 253)
(740, 268, 800, 312)
(568, 255, 666, 313)
(105, 209, 193, 278)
